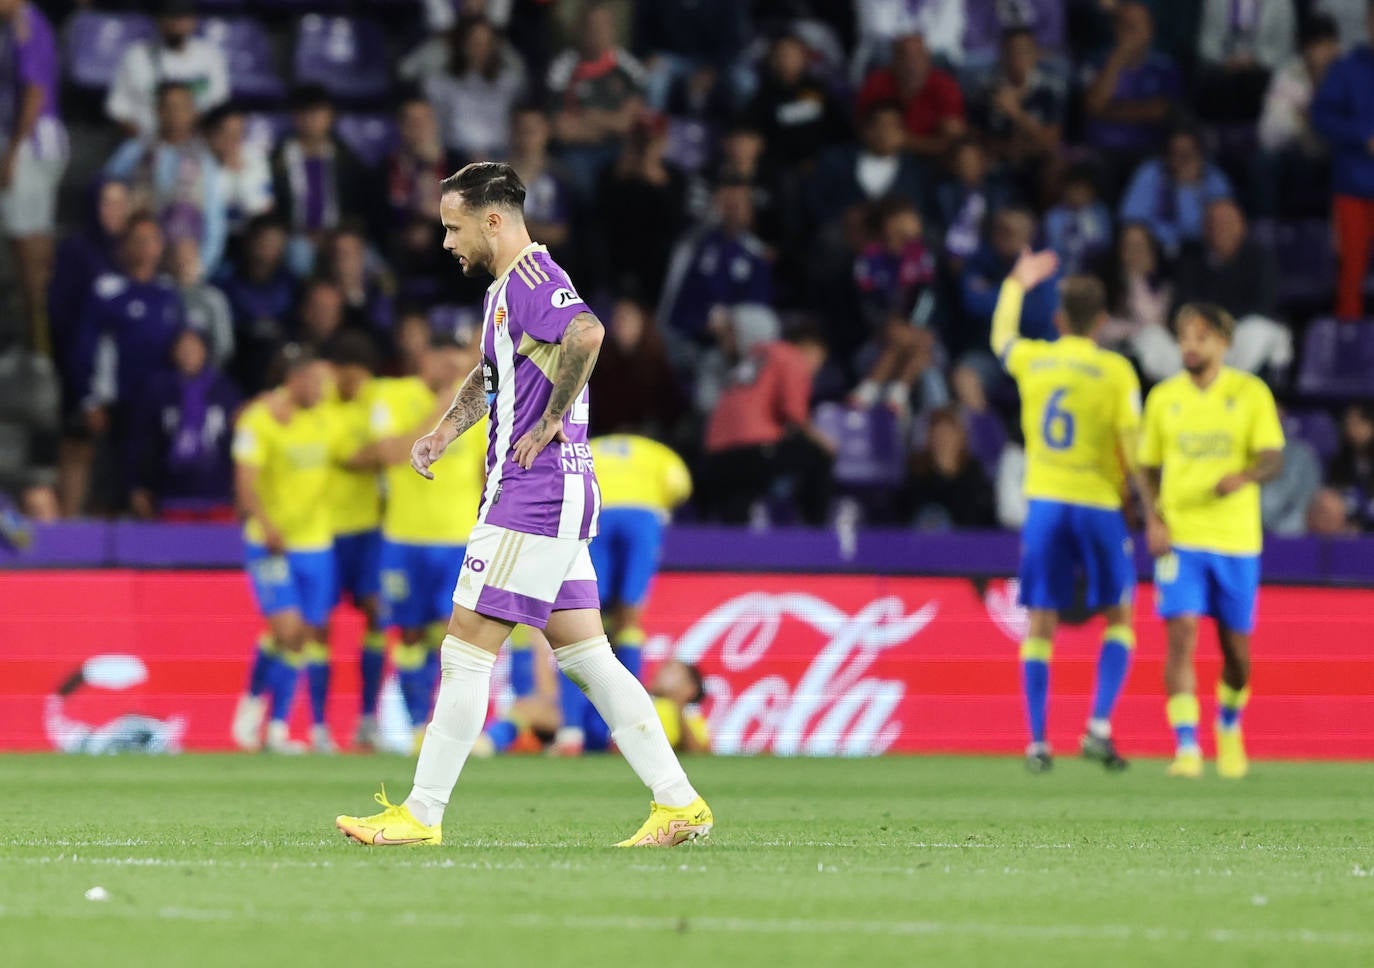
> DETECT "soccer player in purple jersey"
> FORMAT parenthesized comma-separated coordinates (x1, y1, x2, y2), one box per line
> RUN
(336, 163, 712, 847)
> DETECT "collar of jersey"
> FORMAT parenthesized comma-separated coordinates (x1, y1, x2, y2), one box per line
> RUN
(488, 243, 548, 294)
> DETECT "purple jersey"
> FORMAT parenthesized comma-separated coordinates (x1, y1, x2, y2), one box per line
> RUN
(478, 244, 601, 540)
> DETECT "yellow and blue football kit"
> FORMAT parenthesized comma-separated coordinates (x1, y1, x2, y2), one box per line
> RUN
(1140, 367, 1284, 634)
(326, 383, 384, 607)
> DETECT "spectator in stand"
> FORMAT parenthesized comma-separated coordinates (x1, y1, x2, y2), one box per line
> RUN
(707, 125, 784, 248)
(851, 196, 944, 414)
(1313, 0, 1371, 50)
(49, 179, 131, 515)
(1099, 221, 1180, 382)
(746, 33, 848, 176)
(271, 85, 373, 275)
(1262, 417, 1323, 536)
(697, 303, 834, 525)
(386, 94, 451, 234)
(166, 236, 233, 370)
(957, 207, 1058, 390)
(598, 112, 688, 303)
(295, 277, 346, 351)
(659, 174, 771, 347)
(856, 33, 966, 160)
(935, 138, 1012, 269)
(1255, 15, 1341, 217)
(1173, 198, 1293, 374)
(425, 16, 527, 162)
(1311, 3, 1374, 321)
(897, 406, 996, 530)
(509, 105, 573, 253)
(974, 27, 1066, 202)
(215, 214, 297, 395)
(77, 216, 184, 509)
(633, 0, 751, 111)
(389, 307, 432, 378)
(128, 327, 240, 523)
(588, 298, 685, 439)
(1081, 2, 1182, 175)
(852, 0, 968, 82)
(203, 104, 274, 236)
(807, 100, 927, 231)
(1118, 126, 1233, 257)
(314, 221, 394, 346)
(1321, 403, 1374, 531)
(1194, 0, 1296, 122)
(547, 1, 648, 196)
(1044, 165, 1113, 275)
(105, 0, 228, 139)
(0, 0, 66, 355)
(105, 81, 228, 276)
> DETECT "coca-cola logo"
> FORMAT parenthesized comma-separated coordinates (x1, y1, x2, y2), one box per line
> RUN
(653, 592, 939, 756)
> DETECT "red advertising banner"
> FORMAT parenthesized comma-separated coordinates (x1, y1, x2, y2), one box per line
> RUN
(1, 571, 1372, 757)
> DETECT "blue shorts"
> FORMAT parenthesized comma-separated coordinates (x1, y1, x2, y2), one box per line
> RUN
(333, 529, 382, 605)
(589, 508, 664, 609)
(1019, 499, 1134, 612)
(245, 543, 337, 628)
(1154, 548, 1259, 633)
(381, 539, 465, 631)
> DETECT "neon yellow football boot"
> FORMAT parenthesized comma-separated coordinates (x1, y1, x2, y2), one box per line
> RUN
(616, 796, 713, 847)
(1216, 724, 1249, 779)
(1166, 748, 1204, 778)
(336, 786, 441, 847)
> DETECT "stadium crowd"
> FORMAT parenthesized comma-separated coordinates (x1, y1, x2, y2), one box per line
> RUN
(3, 0, 1374, 541)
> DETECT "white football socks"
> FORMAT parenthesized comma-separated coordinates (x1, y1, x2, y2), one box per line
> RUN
(405, 636, 495, 827)
(555, 635, 698, 808)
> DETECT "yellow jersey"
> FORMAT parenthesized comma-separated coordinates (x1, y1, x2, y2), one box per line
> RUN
(232, 394, 342, 551)
(654, 696, 709, 752)
(1139, 367, 1284, 556)
(372, 377, 487, 545)
(589, 435, 692, 516)
(1004, 334, 1141, 510)
(325, 382, 383, 536)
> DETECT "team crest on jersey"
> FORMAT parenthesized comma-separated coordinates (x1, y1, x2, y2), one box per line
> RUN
(494, 307, 507, 328)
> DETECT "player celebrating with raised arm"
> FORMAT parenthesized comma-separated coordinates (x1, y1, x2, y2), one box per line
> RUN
(1138, 304, 1284, 779)
(992, 250, 1146, 774)
(336, 163, 712, 847)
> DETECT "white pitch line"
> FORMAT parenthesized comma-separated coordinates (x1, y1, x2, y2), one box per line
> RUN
(0, 904, 1370, 948)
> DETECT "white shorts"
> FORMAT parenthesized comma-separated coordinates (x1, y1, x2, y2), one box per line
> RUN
(452, 523, 600, 628)
(0, 140, 66, 237)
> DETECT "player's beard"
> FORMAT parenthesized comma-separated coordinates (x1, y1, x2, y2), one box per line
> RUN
(457, 237, 496, 278)
(1182, 353, 1212, 376)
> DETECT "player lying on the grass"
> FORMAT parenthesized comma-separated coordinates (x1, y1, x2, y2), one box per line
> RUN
(992, 249, 1148, 773)
(347, 334, 487, 752)
(1138, 304, 1283, 779)
(336, 162, 711, 847)
(231, 346, 340, 754)
(554, 433, 692, 755)
(477, 654, 710, 757)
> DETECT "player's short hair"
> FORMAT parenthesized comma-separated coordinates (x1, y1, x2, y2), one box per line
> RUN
(440, 162, 526, 214)
(324, 330, 379, 373)
(1058, 275, 1107, 336)
(269, 342, 317, 386)
(1175, 302, 1235, 342)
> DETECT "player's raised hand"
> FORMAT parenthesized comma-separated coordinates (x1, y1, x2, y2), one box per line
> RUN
(410, 431, 450, 480)
(512, 416, 569, 470)
(1010, 248, 1060, 291)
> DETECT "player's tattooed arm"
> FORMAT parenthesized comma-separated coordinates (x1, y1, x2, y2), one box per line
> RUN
(1217, 449, 1284, 496)
(442, 364, 489, 438)
(513, 312, 605, 470)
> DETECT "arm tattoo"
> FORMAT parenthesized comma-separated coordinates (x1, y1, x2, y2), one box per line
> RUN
(1141, 467, 1163, 508)
(444, 365, 489, 436)
(542, 312, 604, 426)
(1248, 449, 1284, 485)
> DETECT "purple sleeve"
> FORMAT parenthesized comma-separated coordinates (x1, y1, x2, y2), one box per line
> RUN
(15, 14, 57, 87)
(516, 280, 591, 344)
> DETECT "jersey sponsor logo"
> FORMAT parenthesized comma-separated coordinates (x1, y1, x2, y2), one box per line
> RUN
(549, 287, 583, 309)
(559, 441, 595, 474)
(481, 357, 498, 394)
(1176, 430, 1235, 460)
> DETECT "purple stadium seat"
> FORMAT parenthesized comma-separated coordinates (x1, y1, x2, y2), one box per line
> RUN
(1252, 218, 1335, 304)
(964, 0, 1065, 58)
(1297, 318, 1374, 400)
(813, 403, 906, 488)
(965, 410, 1008, 477)
(1284, 409, 1341, 462)
(336, 114, 397, 168)
(64, 12, 155, 90)
(663, 118, 714, 174)
(294, 15, 391, 103)
(199, 18, 285, 102)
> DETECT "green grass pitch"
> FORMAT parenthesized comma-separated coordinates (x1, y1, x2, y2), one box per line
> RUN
(4, 754, 1372, 967)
